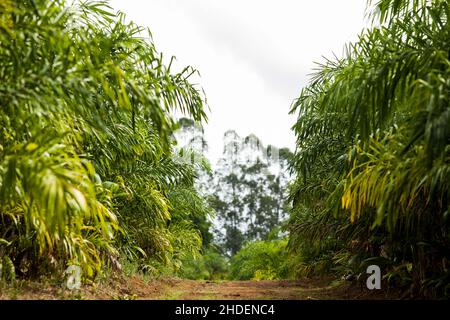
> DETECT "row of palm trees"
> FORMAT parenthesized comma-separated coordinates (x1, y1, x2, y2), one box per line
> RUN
(0, 0, 210, 280)
(288, 0, 450, 297)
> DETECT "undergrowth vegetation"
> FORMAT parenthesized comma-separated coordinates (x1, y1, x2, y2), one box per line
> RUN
(230, 239, 291, 280)
(178, 248, 229, 280)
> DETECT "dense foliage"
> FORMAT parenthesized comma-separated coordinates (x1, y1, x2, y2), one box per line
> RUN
(288, 0, 450, 297)
(178, 247, 229, 280)
(230, 239, 291, 280)
(0, 0, 210, 282)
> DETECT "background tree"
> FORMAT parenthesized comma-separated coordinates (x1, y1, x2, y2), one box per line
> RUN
(210, 132, 291, 255)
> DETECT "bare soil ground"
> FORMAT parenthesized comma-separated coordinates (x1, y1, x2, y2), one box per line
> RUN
(0, 276, 400, 300)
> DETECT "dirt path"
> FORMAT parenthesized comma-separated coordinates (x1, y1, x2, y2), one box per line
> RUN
(148, 278, 393, 300)
(0, 277, 397, 300)
(152, 279, 344, 300)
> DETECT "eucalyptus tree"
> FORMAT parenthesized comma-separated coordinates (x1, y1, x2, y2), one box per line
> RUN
(0, 0, 209, 280)
(209, 132, 291, 255)
(288, 0, 450, 297)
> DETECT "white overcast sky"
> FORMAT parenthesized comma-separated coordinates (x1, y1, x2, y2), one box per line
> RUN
(108, 0, 369, 163)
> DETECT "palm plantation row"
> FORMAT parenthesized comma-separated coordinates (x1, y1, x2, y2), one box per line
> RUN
(1, 0, 449, 298)
(0, 0, 211, 280)
(288, 0, 450, 297)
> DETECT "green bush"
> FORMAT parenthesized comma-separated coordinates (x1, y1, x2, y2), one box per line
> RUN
(178, 248, 229, 280)
(230, 239, 290, 280)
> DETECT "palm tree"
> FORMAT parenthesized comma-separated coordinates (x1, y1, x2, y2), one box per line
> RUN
(288, 0, 450, 297)
(0, 0, 210, 280)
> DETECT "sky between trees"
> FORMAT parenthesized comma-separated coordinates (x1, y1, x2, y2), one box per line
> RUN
(108, 0, 369, 162)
